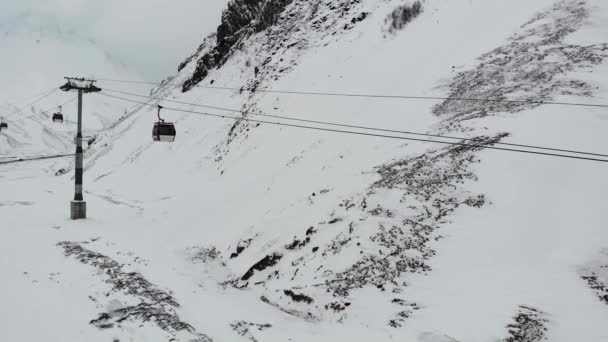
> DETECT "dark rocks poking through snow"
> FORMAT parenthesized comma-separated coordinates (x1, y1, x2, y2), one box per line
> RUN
(325, 134, 507, 298)
(581, 274, 608, 304)
(433, 0, 608, 132)
(241, 253, 283, 281)
(325, 301, 351, 312)
(182, 0, 293, 91)
(230, 238, 253, 259)
(285, 227, 317, 250)
(182, 0, 369, 92)
(260, 295, 320, 321)
(284, 289, 314, 304)
(385, 1, 422, 34)
(388, 300, 421, 328)
(579, 249, 608, 305)
(189, 246, 221, 263)
(58, 242, 212, 342)
(203, 0, 370, 161)
(178, 35, 217, 72)
(230, 321, 272, 342)
(504, 306, 549, 342)
(226, 134, 506, 325)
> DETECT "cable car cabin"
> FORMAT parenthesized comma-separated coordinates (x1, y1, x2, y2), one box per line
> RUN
(152, 122, 176, 142)
(52, 113, 64, 123)
(0, 122, 7, 131)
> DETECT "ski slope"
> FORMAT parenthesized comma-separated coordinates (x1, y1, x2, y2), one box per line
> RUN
(1, 0, 608, 341)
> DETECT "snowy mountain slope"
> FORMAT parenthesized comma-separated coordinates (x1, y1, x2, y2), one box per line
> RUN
(1, 0, 608, 341)
(0, 13, 143, 157)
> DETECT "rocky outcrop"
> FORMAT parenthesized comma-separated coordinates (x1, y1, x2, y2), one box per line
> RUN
(182, 0, 293, 91)
(433, 0, 608, 132)
(385, 1, 422, 34)
(58, 241, 212, 342)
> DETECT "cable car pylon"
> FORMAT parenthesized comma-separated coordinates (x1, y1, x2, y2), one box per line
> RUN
(60, 77, 101, 220)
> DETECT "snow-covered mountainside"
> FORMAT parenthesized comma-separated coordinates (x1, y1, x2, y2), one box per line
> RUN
(1, 0, 608, 341)
(0, 12, 142, 156)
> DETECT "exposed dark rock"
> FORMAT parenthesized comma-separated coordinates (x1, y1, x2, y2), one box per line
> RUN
(55, 168, 68, 176)
(230, 238, 253, 259)
(504, 306, 548, 342)
(350, 12, 369, 24)
(260, 295, 320, 321)
(241, 253, 283, 281)
(579, 249, 608, 305)
(230, 321, 271, 342)
(324, 135, 504, 297)
(178, 35, 217, 72)
(433, 0, 608, 132)
(189, 246, 220, 263)
(325, 301, 350, 312)
(387, 301, 420, 328)
(58, 242, 212, 342)
(284, 289, 314, 304)
(581, 273, 608, 304)
(385, 1, 422, 34)
(182, 0, 294, 91)
(369, 205, 394, 218)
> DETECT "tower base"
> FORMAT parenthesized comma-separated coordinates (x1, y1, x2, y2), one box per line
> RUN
(71, 201, 87, 220)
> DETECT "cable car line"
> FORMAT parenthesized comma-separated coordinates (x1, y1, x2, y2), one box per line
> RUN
(19, 96, 78, 122)
(102, 88, 608, 159)
(98, 92, 608, 164)
(0, 153, 75, 166)
(1, 85, 60, 112)
(193, 85, 608, 110)
(95, 77, 608, 110)
(96, 78, 161, 85)
(5, 87, 60, 119)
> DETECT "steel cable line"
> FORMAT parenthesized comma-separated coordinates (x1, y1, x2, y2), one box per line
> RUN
(102, 88, 608, 159)
(4, 85, 61, 108)
(0, 153, 75, 166)
(14, 96, 78, 123)
(95, 78, 608, 110)
(5, 87, 60, 119)
(194, 85, 608, 109)
(96, 78, 162, 85)
(98, 92, 608, 164)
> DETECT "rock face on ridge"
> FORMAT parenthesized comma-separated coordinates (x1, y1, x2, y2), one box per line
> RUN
(181, 0, 293, 91)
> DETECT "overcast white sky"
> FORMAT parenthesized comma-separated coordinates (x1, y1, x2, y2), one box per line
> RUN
(0, 0, 229, 81)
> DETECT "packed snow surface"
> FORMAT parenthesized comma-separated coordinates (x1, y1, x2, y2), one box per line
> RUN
(1, 0, 608, 341)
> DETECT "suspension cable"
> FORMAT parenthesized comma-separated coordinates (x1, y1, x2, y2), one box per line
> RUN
(102, 88, 608, 159)
(94, 78, 608, 110)
(98, 92, 608, 164)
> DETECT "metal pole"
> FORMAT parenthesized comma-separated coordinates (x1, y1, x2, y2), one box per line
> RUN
(75, 90, 83, 201)
(71, 89, 86, 219)
(61, 77, 99, 220)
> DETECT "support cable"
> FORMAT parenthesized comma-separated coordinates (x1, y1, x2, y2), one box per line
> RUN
(98, 92, 608, 164)
(102, 88, 608, 159)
